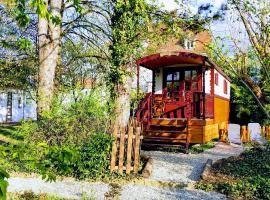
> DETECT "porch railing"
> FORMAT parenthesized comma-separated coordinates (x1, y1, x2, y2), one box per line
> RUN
(136, 91, 214, 123)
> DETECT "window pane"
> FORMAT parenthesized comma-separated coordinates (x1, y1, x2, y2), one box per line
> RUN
(185, 71, 191, 80)
(174, 72, 180, 81)
(167, 73, 173, 81)
(192, 70, 198, 80)
(174, 81, 180, 90)
(192, 82, 198, 90)
(185, 82, 190, 91)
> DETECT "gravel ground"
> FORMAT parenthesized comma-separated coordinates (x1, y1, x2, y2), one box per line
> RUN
(121, 184, 228, 200)
(142, 142, 244, 183)
(8, 177, 110, 200)
(7, 143, 242, 199)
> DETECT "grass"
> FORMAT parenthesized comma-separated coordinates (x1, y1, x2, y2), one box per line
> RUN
(7, 191, 95, 200)
(196, 142, 270, 200)
(189, 141, 216, 154)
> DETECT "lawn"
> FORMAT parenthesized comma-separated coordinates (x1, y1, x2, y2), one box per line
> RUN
(196, 143, 270, 200)
(0, 125, 22, 145)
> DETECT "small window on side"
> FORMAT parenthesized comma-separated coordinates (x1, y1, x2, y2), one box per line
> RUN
(215, 73, 219, 85)
(224, 80, 228, 94)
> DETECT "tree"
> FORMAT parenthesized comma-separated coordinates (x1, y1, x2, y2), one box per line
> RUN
(12, 0, 106, 117)
(206, 0, 270, 121)
(36, 0, 63, 116)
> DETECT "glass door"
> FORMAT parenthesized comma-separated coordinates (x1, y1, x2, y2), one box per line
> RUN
(164, 71, 181, 101)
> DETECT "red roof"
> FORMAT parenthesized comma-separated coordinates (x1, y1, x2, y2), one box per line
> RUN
(137, 51, 231, 82)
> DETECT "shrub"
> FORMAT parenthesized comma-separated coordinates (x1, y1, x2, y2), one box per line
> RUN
(0, 167, 9, 200)
(197, 142, 270, 199)
(11, 90, 114, 181)
(33, 133, 113, 181)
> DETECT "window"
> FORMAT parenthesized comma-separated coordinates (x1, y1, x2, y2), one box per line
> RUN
(184, 39, 195, 50)
(215, 73, 219, 85)
(184, 70, 199, 91)
(224, 80, 228, 94)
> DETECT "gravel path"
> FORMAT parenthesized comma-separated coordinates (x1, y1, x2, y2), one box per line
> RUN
(142, 142, 244, 183)
(121, 184, 228, 200)
(8, 177, 109, 200)
(7, 143, 242, 199)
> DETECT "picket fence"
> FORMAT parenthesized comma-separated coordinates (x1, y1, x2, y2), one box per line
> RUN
(240, 125, 270, 142)
(110, 119, 143, 174)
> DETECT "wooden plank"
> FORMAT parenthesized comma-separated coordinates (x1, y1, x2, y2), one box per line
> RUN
(145, 132, 188, 138)
(150, 118, 186, 126)
(261, 126, 266, 137)
(112, 166, 134, 171)
(202, 125, 206, 144)
(118, 127, 126, 174)
(110, 124, 119, 172)
(126, 126, 133, 174)
(241, 126, 248, 142)
(134, 127, 141, 174)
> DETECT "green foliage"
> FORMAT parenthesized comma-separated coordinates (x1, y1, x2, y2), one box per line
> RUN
(130, 90, 146, 117)
(189, 141, 216, 154)
(196, 143, 270, 199)
(0, 91, 114, 181)
(0, 167, 9, 200)
(31, 132, 113, 181)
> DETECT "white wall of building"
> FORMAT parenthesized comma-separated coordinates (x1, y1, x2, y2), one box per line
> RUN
(205, 69, 211, 94)
(0, 90, 37, 123)
(0, 93, 7, 123)
(12, 93, 24, 122)
(154, 68, 163, 94)
(214, 69, 230, 99)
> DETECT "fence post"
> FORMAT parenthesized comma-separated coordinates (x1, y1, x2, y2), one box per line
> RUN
(134, 126, 141, 174)
(110, 125, 119, 172)
(241, 126, 247, 142)
(118, 127, 126, 174)
(126, 126, 133, 174)
(261, 126, 266, 137)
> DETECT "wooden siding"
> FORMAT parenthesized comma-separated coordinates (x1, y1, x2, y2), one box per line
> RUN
(214, 96, 230, 125)
(188, 119, 218, 144)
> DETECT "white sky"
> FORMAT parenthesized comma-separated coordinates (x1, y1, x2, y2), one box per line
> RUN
(157, 0, 247, 54)
(158, 0, 226, 13)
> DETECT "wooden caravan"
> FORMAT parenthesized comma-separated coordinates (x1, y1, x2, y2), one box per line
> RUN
(136, 51, 231, 148)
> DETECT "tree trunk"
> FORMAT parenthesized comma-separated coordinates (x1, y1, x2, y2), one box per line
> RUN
(37, 0, 62, 117)
(113, 73, 133, 131)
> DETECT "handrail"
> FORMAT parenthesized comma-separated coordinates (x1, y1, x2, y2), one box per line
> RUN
(136, 92, 152, 122)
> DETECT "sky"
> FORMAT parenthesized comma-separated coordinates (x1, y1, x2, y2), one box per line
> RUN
(158, 0, 226, 13)
(157, 0, 248, 53)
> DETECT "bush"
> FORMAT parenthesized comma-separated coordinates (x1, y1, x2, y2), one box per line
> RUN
(0, 167, 9, 200)
(196, 143, 270, 199)
(33, 133, 113, 181)
(8, 90, 114, 181)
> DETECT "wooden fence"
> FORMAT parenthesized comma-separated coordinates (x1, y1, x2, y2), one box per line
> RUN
(110, 119, 143, 175)
(240, 125, 270, 142)
(261, 126, 270, 140)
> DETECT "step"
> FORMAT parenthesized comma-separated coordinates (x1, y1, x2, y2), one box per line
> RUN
(144, 132, 188, 138)
(150, 118, 187, 126)
(143, 137, 187, 143)
(149, 124, 186, 128)
(145, 130, 187, 133)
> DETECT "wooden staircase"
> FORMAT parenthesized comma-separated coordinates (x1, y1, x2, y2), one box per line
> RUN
(142, 118, 191, 150)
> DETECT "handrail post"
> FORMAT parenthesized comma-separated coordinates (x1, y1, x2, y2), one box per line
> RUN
(202, 64, 206, 120)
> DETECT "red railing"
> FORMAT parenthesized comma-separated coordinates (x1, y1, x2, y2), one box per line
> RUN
(136, 91, 214, 122)
(136, 92, 152, 122)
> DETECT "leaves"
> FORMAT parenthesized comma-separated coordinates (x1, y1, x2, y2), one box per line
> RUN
(0, 167, 9, 200)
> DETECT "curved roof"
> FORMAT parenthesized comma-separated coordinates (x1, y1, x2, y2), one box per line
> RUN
(137, 51, 231, 82)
